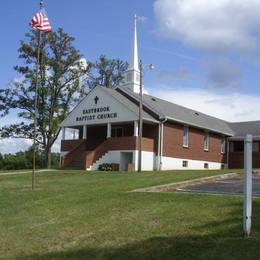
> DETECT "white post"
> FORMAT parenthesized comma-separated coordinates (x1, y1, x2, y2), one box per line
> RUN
(227, 138, 229, 168)
(61, 127, 65, 140)
(83, 125, 87, 139)
(107, 123, 111, 138)
(244, 134, 253, 237)
(156, 122, 161, 171)
(159, 122, 164, 171)
(134, 121, 139, 137)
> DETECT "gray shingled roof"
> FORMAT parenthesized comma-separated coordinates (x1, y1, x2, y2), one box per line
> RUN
(101, 87, 157, 122)
(228, 121, 260, 138)
(118, 87, 235, 136)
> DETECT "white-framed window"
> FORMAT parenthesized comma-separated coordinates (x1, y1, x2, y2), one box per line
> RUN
(183, 126, 189, 147)
(204, 131, 209, 151)
(221, 137, 226, 154)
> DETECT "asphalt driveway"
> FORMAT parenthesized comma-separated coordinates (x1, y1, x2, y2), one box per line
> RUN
(177, 174, 260, 196)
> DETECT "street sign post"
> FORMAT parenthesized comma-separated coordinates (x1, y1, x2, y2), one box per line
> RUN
(243, 134, 253, 237)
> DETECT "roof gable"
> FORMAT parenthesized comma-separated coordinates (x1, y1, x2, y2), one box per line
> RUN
(60, 87, 140, 127)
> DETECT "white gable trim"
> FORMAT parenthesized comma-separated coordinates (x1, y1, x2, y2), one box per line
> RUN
(60, 86, 139, 127)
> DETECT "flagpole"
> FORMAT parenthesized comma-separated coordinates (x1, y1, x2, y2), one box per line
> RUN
(32, 0, 43, 190)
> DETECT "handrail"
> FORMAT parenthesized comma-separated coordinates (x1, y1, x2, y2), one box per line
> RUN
(61, 139, 86, 168)
(85, 136, 148, 169)
(85, 139, 111, 169)
(62, 136, 155, 169)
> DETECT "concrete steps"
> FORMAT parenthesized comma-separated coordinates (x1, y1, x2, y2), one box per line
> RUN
(87, 152, 109, 171)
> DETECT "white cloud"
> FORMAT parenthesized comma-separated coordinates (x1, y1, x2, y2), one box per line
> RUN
(0, 138, 32, 154)
(154, 0, 260, 53)
(149, 86, 260, 122)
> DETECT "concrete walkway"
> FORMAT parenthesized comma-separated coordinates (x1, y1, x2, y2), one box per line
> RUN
(0, 169, 58, 176)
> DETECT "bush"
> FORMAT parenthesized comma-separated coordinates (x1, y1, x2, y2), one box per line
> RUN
(98, 163, 113, 171)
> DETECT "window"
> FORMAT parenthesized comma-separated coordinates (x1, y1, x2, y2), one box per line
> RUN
(111, 127, 123, 138)
(253, 142, 259, 152)
(221, 137, 226, 153)
(183, 126, 189, 147)
(126, 73, 132, 82)
(204, 132, 209, 151)
(204, 163, 209, 169)
(135, 73, 140, 83)
(182, 160, 188, 167)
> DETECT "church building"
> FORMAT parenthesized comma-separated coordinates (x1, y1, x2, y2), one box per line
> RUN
(59, 18, 260, 171)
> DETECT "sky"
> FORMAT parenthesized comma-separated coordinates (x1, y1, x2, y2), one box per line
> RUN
(1, 0, 260, 154)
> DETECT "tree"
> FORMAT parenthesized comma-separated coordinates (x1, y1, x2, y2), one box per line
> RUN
(0, 148, 60, 170)
(0, 28, 88, 168)
(87, 55, 128, 89)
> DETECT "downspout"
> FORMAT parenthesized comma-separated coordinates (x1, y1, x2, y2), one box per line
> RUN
(157, 122, 161, 171)
(158, 118, 167, 171)
(227, 137, 230, 169)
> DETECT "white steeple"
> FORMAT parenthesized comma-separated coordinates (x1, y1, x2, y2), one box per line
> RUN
(121, 14, 141, 93)
(129, 15, 139, 71)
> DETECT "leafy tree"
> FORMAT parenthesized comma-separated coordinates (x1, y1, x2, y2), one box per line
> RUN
(87, 55, 128, 89)
(0, 29, 128, 169)
(0, 28, 88, 168)
(0, 148, 60, 170)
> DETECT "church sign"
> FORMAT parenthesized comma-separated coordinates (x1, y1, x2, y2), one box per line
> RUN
(76, 106, 118, 122)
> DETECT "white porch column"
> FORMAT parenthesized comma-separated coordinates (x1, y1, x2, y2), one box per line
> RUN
(134, 121, 139, 137)
(107, 123, 111, 138)
(61, 127, 66, 140)
(83, 125, 87, 139)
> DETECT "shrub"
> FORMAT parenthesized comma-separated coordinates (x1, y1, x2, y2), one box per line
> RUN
(98, 163, 113, 171)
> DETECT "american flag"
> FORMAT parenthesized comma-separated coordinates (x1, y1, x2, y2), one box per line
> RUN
(29, 8, 52, 33)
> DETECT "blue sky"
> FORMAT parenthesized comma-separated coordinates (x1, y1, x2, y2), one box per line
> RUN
(1, 0, 260, 153)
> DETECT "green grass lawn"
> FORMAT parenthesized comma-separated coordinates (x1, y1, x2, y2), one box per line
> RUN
(1, 169, 259, 259)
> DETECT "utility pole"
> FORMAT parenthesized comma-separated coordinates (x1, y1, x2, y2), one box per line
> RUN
(138, 60, 144, 172)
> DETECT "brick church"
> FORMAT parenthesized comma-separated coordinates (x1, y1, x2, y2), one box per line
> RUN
(59, 18, 260, 171)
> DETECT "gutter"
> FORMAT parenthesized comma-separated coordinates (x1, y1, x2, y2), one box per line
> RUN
(157, 118, 167, 171)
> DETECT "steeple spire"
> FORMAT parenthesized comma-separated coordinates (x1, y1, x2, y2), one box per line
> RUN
(129, 14, 139, 71)
(121, 14, 141, 93)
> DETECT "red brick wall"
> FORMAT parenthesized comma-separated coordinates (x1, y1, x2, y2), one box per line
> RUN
(229, 151, 260, 169)
(61, 139, 83, 152)
(163, 121, 226, 163)
(143, 123, 158, 153)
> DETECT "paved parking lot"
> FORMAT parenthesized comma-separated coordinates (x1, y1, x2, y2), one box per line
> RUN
(177, 174, 260, 196)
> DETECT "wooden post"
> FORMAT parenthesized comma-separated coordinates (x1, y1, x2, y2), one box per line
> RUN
(138, 60, 143, 172)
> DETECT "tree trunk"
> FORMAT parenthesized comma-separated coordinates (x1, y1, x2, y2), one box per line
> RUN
(46, 147, 52, 169)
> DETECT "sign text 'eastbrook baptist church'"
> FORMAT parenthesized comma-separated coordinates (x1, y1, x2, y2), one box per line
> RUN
(75, 106, 118, 122)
